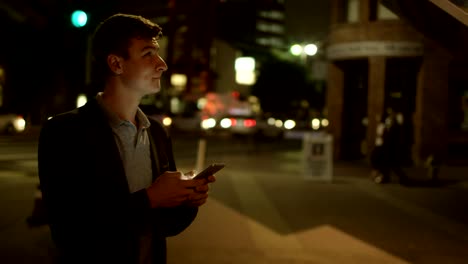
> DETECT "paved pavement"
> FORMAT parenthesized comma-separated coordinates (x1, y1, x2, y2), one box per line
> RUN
(168, 151, 468, 264)
(0, 131, 467, 263)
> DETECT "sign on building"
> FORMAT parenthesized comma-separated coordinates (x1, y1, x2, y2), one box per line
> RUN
(327, 41, 423, 60)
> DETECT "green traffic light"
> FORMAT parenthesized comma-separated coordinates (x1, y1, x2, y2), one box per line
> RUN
(71, 10, 88, 28)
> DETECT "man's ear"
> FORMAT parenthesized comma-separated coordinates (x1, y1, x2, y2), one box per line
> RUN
(107, 54, 123, 75)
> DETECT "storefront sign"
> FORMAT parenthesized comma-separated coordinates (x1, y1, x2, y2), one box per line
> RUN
(327, 41, 423, 59)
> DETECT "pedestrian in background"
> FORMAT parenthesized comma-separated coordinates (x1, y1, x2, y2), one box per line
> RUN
(38, 13, 216, 264)
(370, 108, 410, 185)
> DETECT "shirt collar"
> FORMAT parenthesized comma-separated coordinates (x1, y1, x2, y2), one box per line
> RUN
(136, 107, 151, 130)
(96, 92, 151, 130)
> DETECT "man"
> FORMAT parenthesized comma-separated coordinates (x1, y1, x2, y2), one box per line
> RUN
(38, 13, 215, 264)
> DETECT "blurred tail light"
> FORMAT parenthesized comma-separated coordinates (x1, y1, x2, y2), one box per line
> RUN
(230, 118, 237, 126)
(244, 119, 256, 128)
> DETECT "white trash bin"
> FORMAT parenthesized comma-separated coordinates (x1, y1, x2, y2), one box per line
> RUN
(302, 132, 333, 182)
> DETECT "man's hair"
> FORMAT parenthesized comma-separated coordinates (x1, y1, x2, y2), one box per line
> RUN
(91, 13, 162, 88)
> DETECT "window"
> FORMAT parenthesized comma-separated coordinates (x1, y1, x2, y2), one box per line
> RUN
(258, 10, 285, 20)
(256, 21, 284, 34)
(256, 37, 284, 47)
(347, 0, 360, 23)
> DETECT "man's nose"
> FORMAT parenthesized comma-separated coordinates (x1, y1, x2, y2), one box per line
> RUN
(157, 57, 168, 72)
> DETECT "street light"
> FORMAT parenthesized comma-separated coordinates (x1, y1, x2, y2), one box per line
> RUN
(304, 44, 318, 56)
(290, 44, 303, 56)
(290, 43, 318, 63)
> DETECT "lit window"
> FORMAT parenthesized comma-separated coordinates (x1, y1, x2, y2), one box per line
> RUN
(235, 57, 256, 85)
(258, 10, 284, 20)
(270, 24, 284, 34)
(256, 38, 268, 45)
(347, 0, 359, 23)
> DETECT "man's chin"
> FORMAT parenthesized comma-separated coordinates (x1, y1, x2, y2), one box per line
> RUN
(145, 86, 161, 95)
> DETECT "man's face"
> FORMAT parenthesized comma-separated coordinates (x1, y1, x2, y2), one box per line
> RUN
(120, 37, 168, 96)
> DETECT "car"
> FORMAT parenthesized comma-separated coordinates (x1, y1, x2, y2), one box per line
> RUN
(261, 115, 329, 139)
(200, 114, 259, 136)
(255, 116, 285, 139)
(0, 110, 26, 134)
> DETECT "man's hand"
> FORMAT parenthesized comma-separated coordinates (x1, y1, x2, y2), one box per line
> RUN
(146, 172, 216, 208)
(184, 175, 216, 207)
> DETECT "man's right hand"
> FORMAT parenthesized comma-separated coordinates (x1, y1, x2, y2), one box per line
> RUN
(145, 171, 207, 208)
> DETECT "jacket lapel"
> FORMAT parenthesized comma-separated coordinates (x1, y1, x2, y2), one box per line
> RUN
(147, 121, 171, 180)
(80, 99, 129, 194)
(147, 130, 160, 181)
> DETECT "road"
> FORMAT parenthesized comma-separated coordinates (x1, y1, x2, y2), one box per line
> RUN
(0, 131, 467, 263)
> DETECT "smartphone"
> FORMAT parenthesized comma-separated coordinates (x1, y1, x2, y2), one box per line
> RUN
(193, 163, 225, 180)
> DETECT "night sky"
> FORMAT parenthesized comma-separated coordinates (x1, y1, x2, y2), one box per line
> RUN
(285, 0, 330, 43)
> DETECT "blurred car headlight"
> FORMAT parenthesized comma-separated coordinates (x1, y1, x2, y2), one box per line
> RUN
(321, 118, 329, 127)
(284, 119, 296, 130)
(220, 118, 232, 128)
(274, 120, 283, 128)
(162, 117, 172, 127)
(13, 116, 26, 132)
(311, 118, 320, 130)
(267, 117, 276, 126)
(201, 118, 216, 130)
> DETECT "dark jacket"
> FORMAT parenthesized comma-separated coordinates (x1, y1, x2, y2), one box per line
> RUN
(38, 98, 197, 264)
(370, 114, 406, 169)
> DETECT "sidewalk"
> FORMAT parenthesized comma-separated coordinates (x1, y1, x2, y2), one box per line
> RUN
(168, 151, 468, 264)
(1, 146, 467, 263)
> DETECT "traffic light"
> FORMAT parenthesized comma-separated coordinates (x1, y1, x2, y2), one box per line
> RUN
(71, 10, 88, 28)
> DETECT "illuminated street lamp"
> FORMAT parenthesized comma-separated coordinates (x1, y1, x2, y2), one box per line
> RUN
(304, 44, 318, 56)
(290, 44, 303, 56)
(290, 43, 318, 63)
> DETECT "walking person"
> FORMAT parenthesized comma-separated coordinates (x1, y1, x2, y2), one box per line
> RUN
(370, 108, 410, 185)
(38, 13, 216, 264)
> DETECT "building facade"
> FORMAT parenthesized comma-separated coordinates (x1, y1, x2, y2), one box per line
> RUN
(327, 0, 468, 165)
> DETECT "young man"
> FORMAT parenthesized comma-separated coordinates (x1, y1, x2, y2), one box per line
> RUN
(38, 13, 215, 264)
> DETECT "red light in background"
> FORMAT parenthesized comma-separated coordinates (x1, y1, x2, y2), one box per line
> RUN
(244, 119, 256, 127)
(230, 118, 237, 126)
(231, 91, 240, 99)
